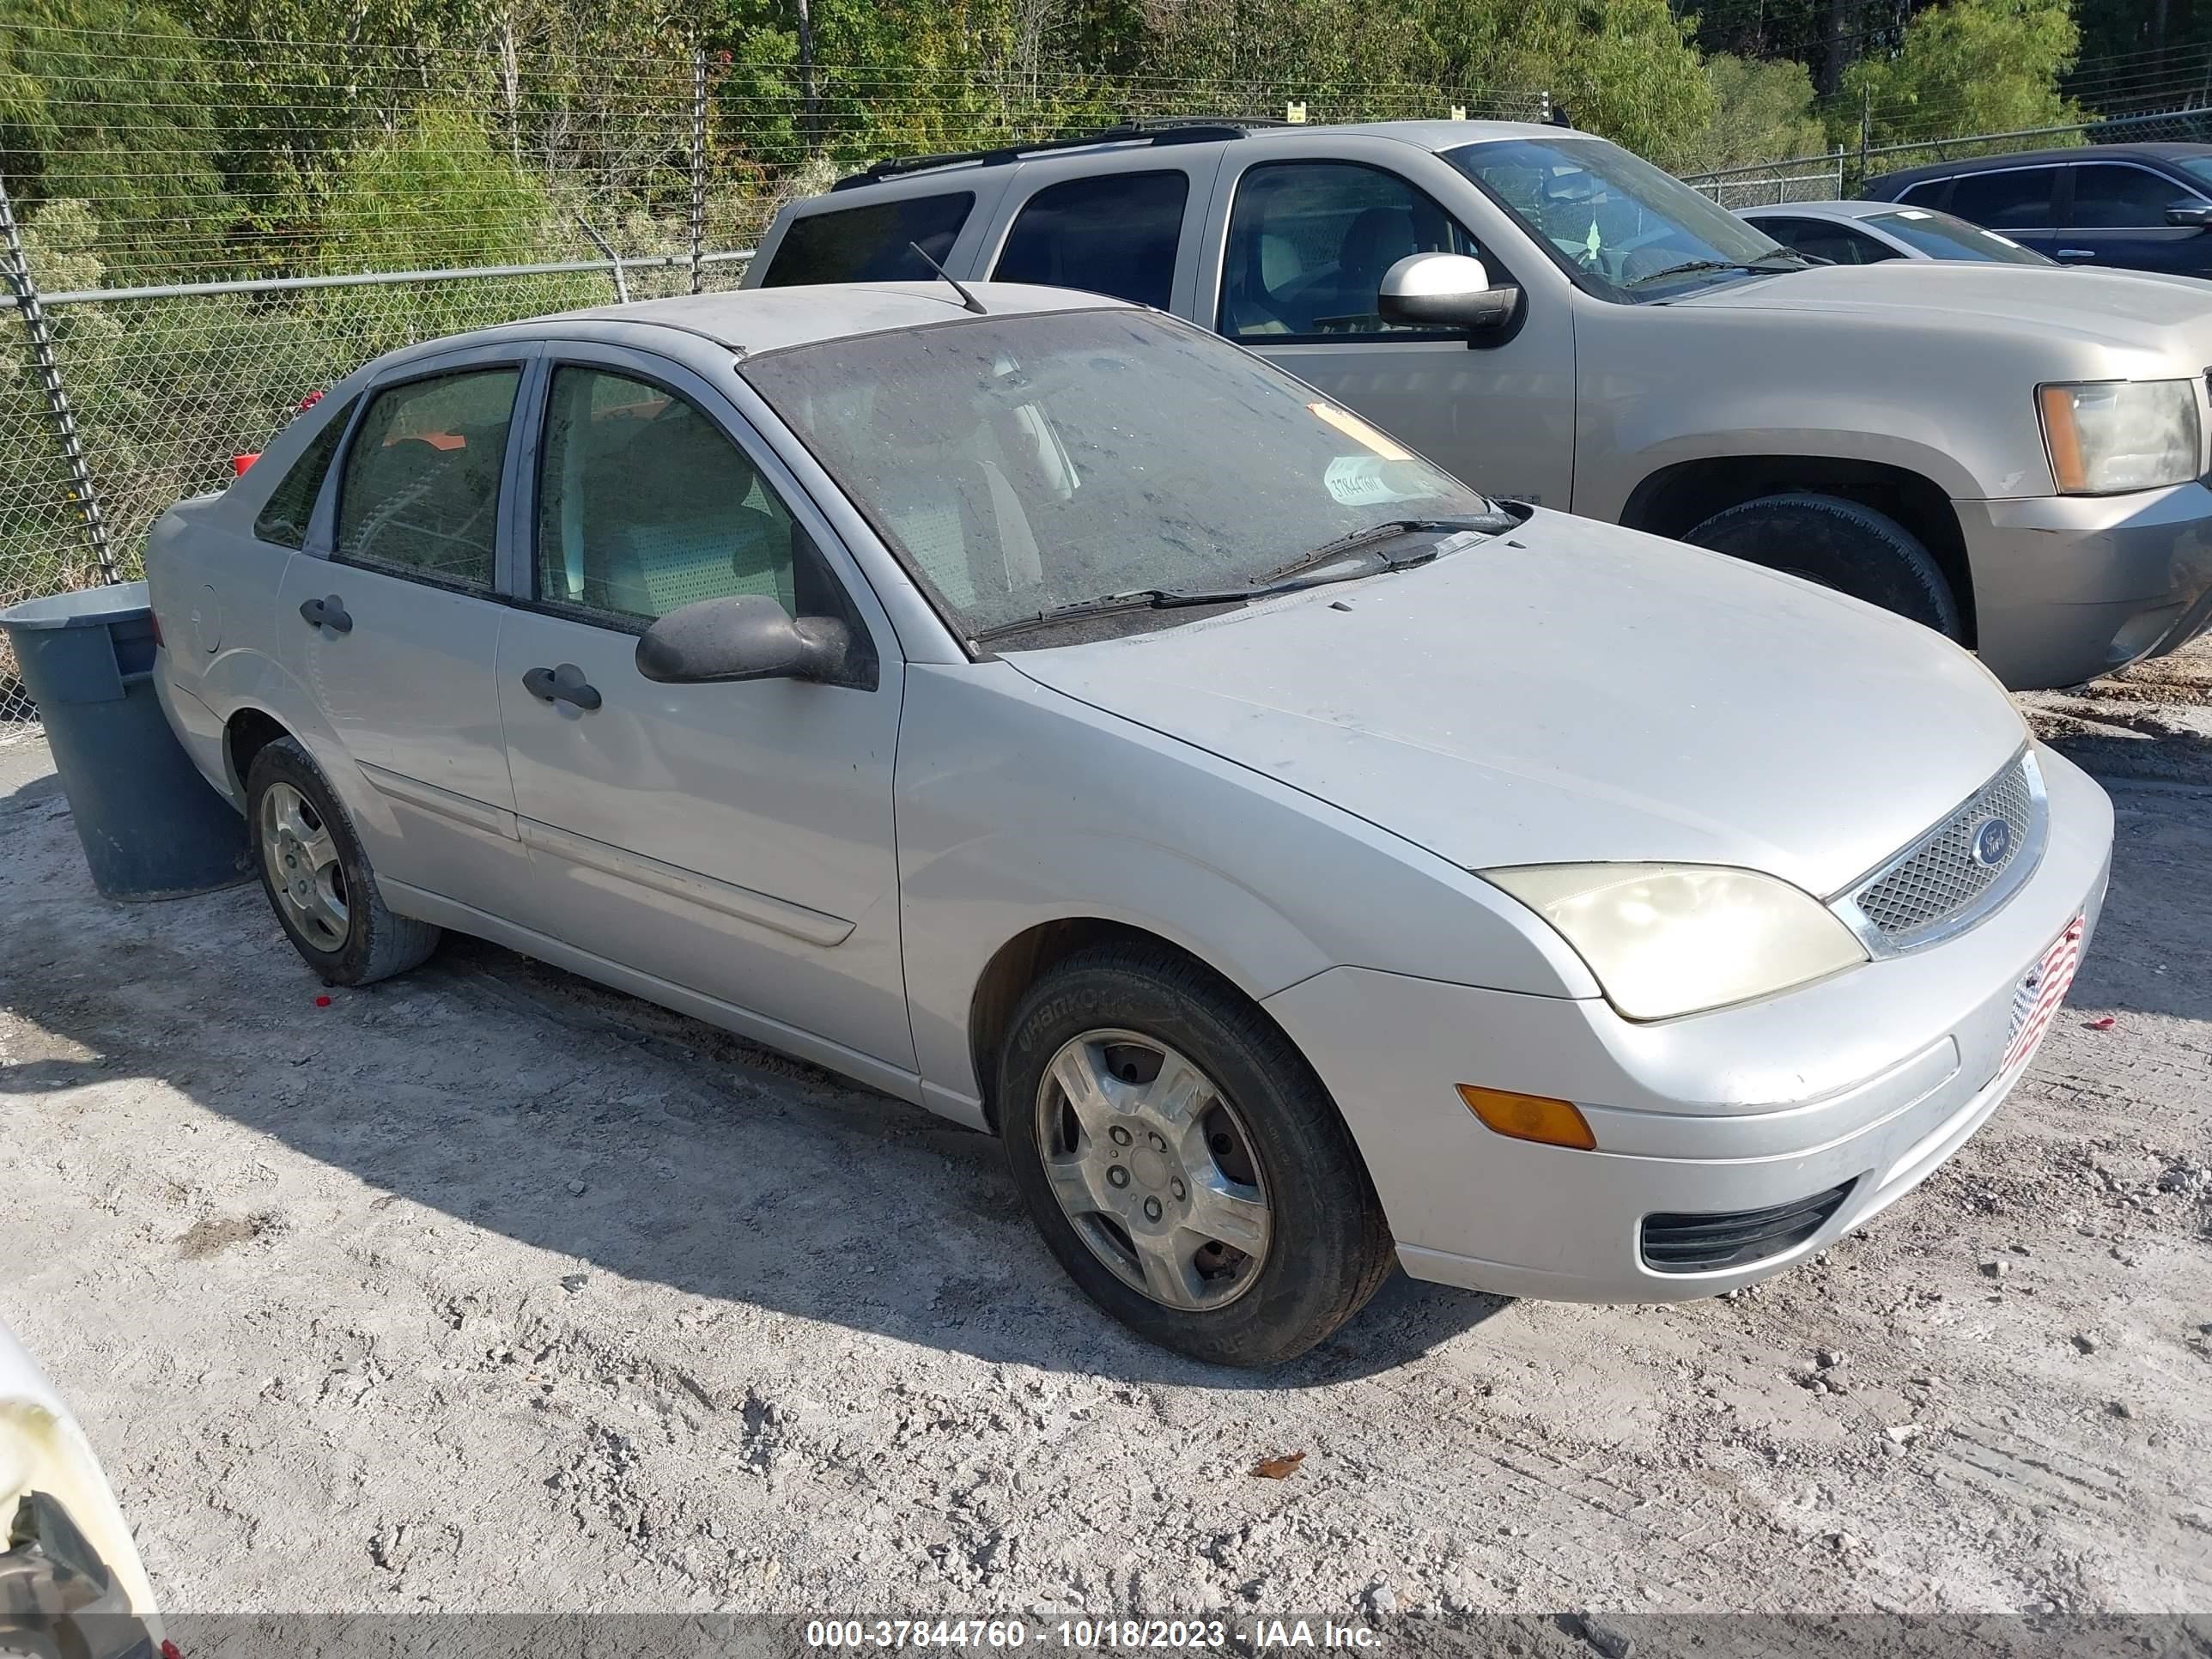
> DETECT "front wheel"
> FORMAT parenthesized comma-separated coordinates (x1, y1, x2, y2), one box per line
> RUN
(1683, 491, 1963, 638)
(998, 943, 1395, 1367)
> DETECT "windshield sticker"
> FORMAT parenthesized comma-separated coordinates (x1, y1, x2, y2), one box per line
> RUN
(1307, 401, 1411, 460)
(1325, 455, 1434, 507)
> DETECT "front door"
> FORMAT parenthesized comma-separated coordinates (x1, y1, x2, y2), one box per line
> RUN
(1193, 148, 1577, 508)
(2058, 161, 2212, 276)
(493, 349, 913, 1078)
(277, 352, 532, 908)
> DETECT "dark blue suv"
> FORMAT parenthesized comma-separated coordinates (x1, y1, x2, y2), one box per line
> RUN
(1862, 143, 2212, 278)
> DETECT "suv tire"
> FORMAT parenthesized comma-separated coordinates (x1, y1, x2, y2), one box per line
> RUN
(246, 737, 441, 986)
(998, 941, 1395, 1367)
(1683, 492, 1962, 638)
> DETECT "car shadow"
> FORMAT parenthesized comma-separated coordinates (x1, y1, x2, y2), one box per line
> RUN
(0, 789, 1508, 1386)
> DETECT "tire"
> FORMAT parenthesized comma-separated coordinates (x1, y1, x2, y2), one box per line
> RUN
(1683, 491, 1963, 638)
(245, 737, 440, 987)
(998, 942, 1395, 1367)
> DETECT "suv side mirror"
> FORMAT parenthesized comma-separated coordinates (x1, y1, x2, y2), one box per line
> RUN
(635, 593, 869, 689)
(2166, 201, 2212, 230)
(1377, 252, 1521, 335)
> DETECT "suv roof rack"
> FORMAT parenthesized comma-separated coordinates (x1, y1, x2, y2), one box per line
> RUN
(830, 118, 1288, 191)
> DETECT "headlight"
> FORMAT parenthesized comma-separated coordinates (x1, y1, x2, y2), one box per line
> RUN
(2038, 380, 2201, 494)
(1482, 863, 1868, 1021)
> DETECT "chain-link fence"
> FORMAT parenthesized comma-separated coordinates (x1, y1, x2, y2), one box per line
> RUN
(1680, 151, 1849, 209)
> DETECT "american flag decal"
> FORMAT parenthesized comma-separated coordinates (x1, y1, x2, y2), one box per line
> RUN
(2001, 915, 2085, 1076)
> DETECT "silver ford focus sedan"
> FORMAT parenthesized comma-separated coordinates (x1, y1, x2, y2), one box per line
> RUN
(146, 283, 2113, 1365)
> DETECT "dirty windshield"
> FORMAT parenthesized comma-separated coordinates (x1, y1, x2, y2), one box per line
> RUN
(1448, 136, 1810, 301)
(741, 309, 1495, 639)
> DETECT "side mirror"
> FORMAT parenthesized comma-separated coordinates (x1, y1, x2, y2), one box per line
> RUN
(635, 593, 868, 688)
(1377, 252, 1522, 334)
(2166, 201, 2212, 230)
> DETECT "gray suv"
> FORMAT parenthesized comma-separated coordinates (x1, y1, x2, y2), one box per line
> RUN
(749, 118, 2212, 689)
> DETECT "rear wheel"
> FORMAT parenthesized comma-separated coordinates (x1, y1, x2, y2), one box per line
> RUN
(246, 737, 440, 986)
(999, 943, 1395, 1367)
(1683, 491, 1962, 638)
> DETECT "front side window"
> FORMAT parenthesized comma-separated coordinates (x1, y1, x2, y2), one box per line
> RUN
(994, 171, 1188, 309)
(2068, 163, 2200, 228)
(534, 366, 800, 624)
(253, 395, 358, 549)
(334, 369, 519, 589)
(1218, 162, 1483, 339)
(760, 193, 975, 286)
(1947, 167, 2058, 229)
(1445, 136, 1803, 301)
(1864, 208, 2052, 263)
(744, 309, 1494, 639)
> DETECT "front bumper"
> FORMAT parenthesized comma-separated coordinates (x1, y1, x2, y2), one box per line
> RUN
(1262, 744, 2114, 1303)
(1959, 482, 2212, 689)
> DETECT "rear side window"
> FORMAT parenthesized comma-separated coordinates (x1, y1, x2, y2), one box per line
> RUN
(1948, 167, 2058, 229)
(1753, 218, 1897, 265)
(334, 368, 520, 591)
(1896, 179, 1949, 208)
(252, 396, 357, 549)
(760, 193, 975, 286)
(992, 172, 1188, 308)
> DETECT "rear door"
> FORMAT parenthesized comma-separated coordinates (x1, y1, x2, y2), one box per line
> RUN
(2057, 161, 2212, 275)
(492, 343, 914, 1082)
(1194, 138, 1577, 507)
(976, 149, 1224, 313)
(1942, 164, 2063, 258)
(277, 345, 534, 909)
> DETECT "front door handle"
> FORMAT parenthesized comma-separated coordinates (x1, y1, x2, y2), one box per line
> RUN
(299, 594, 352, 634)
(522, 662, 603, 712)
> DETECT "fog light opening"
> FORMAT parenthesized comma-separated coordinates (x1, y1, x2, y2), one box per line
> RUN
(1455, 1085, 1596, 1151)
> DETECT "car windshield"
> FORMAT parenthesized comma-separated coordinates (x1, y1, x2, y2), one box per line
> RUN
(1864, 208, 2054, 264)
(741, 309, 1496, 640)
(1445, 136, 1808, 301)
(2175, 155, 2212, 190)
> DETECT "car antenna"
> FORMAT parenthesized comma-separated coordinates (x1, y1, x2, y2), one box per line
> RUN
(909, 240, 987, 313)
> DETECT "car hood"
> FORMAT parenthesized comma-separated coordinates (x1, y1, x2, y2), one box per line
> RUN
(1005, 513, 2027, 897)
(1674, 260, 2212, 350)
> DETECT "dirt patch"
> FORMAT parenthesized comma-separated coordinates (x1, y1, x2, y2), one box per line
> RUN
(176, 1212, 288, 1260)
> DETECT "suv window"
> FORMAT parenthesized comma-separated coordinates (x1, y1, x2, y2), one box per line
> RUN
(535, 365, 801, 623)
(2069, 162, 2198, 228)
(252, 395, 358, 549)
(1947, 167, 2058, 229)
(760, 192, 975, 286)
(334, 368, 519, 590)
(1218, 161, 1482, 339)
(1896, 179, 1949, 208)
(993, 171, 1188, 308)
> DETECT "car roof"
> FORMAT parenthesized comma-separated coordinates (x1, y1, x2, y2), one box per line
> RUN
(1867, 142, 2212, 191)
(825, 118, 1580, 192)
(370, 281, 1134, 373)
(1741, 199, 1904, 221)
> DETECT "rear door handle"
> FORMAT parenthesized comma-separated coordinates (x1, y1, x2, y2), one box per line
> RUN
(299, 594, 352, 634)
(522, 662, 603, 712)
(2056, 248, 2096, 259)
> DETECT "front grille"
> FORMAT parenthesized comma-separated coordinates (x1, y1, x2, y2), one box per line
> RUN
(1641, 1180, 1856, 1274)
(1843, 751, 2043, 952)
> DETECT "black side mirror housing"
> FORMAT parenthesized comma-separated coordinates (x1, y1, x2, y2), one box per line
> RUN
(1377, 252, 1522, 336)
(2166, 201, 2212, 230)
(635, 593, 875, 690)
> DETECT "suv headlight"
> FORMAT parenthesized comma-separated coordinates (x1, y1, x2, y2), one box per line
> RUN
(1482, 863, 1868, 1021)
(2038, 380, 2201, 495)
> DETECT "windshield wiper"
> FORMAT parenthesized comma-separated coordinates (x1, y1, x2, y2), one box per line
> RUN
(1623, 255, 1812, 289)
(1262, 513, 1517, 581)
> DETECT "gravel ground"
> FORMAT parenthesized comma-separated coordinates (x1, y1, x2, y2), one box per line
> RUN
(1, 641, 2209, 1622)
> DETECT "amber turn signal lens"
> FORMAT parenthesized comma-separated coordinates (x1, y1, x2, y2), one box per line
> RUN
(1455, 1085, 1597, 1151)
(2039, 386, 2087, 493)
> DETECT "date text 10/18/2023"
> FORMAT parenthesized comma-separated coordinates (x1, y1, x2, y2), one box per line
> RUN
(804, 1620, 1384, 1650)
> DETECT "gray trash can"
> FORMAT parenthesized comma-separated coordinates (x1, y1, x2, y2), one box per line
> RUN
(2, 580, 252, 901)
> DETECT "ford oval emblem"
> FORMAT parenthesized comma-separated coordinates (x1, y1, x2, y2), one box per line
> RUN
(1971, 817, 2013, 867)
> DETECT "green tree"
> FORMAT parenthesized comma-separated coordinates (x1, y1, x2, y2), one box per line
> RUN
(1668, 52, 1829, 171)
(317, 103, 556, 271)
(1843, 0, 2082, 147)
